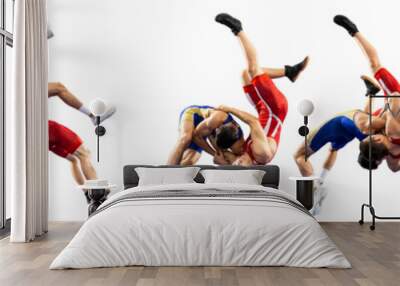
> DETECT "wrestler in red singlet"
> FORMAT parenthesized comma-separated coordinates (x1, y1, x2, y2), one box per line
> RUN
(242, 73, 288, 164)
(48, 120, 83, 158)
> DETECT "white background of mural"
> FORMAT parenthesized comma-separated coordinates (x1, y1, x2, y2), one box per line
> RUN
(48, 0, 400, 221)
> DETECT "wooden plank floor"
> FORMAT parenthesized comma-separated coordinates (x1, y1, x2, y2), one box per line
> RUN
(0, 222, 399, 286)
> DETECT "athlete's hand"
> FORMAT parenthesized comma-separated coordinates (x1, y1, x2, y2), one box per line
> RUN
(371, 134, 388, 146)
(213, 151, 228, 165)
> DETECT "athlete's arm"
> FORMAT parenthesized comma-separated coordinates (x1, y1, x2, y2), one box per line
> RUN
(217, 105, 257, 125)
(192, 111, 227, 156)
(213, 150, 239, 165)
(218, 105, 274, 163)
(247, 122, 275, 163)
(371, 134, 395, 150)
(355, 112, 386, 134)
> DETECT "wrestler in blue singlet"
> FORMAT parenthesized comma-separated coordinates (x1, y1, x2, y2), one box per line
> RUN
(179, 105, 243, 153)
(308, 110, 367, 152)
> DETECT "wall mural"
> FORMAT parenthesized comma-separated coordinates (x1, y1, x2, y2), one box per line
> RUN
(48, 11, 399, 218)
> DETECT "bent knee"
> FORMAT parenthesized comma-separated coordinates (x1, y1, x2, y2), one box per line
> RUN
(294, 155, 305, 166)
(370, 61, 382, 73)
(66, 154, 79, 164)
(54, 82, 67, 92)
(75, 145, 91, 159)
(248, 66, 259, 79)
(242, 69, 252, 85)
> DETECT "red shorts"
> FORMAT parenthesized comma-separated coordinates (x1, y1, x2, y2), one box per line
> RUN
(372, 108, 383, 117)
(374, 67, 400, 95)
(49, 120, 83, 158)
(243, 73, 288, 163)
(374, 68, 400, 145)
(243, 73, 288, 143)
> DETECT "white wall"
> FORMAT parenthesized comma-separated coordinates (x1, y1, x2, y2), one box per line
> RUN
(48, 0, 400, 221)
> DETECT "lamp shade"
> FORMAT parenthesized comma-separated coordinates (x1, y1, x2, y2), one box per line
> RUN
(90, 99, 107, 116)
(297, 99, 314, 116)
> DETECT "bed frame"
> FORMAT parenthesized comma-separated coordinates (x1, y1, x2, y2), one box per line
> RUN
(123, 165, 280, 190)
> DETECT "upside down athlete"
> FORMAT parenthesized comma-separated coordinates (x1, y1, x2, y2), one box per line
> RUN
(48, 83, 116, 202)
(334, 14, 400, 171)
(214, 13, 309, 165)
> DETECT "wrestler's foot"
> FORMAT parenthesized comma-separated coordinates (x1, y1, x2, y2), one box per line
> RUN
(91, 105, 117, 125)
(333, 15, 359, 36)
(215, 13, 242, 35)
(361, 75, 381, 96)
(285, 56, 309, 82)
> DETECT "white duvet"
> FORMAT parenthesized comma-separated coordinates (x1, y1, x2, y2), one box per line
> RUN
(50, 183, 350, 269)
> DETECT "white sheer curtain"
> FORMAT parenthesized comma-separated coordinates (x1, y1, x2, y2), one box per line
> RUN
(10, 0, 48, 242)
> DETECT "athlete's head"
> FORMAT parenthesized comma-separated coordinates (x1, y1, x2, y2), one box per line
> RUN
(358, 135, 389, 170)
(215, 122, 244, 150)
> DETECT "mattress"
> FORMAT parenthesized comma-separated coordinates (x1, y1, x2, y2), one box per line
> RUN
(50, 183, 350, 269)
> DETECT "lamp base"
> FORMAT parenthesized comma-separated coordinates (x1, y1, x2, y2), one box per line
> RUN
(95, 126, 106, 136)
(298, 126, 309, 136)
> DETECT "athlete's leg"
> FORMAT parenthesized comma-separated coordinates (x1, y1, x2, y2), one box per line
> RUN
(237, 31, 263, 78)
(294, 144, 314, 177)
(261, 67, 285, 79)
(48, 82, 116, 125)
(48, 82, 86, 110)
(295, 119, 334, 176)
(180, 149, 201, 166)
(262, 57, 309, 82)
(243, 65, 308, 84)
(354, 33, 382, 73)
(65, 154, 85, 185)
(73, 145, 97, 180)
(333, 15, 381, 73)
(167, 120, 195, 165)
(323, 149, 338, 171)
(236, 32, 310, 82)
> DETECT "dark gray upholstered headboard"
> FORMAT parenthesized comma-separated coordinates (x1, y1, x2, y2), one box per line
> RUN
(123, 165, 280, 190)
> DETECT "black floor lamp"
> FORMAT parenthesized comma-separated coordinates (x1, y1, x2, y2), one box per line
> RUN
(290, 99, 316, 210)
(359, 93, 400, 230)
(297, 99, 315, 161)
(90, 99, 107, 162)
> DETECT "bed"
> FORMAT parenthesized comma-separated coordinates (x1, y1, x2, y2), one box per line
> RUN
(50, 165, 350, 269)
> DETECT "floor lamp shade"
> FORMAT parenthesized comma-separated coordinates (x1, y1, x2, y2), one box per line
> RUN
(90, 99, 106, 117)
(298, 99, 314, 117)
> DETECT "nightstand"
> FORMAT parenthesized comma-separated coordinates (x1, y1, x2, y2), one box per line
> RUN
(289, 176, 319, 210)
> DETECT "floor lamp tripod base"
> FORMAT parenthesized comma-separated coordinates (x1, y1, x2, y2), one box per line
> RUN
(359, 203, 376, 231)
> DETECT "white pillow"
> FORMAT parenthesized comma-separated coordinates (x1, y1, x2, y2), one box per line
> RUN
(135, 167, 201, 186)
(200, 169, 266, 185)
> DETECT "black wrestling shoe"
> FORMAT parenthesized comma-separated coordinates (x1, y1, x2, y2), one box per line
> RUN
(284, 56, 309, 82)
(215, 13, 242, 35)
(361, 75, 381, 96)
(333, 15, 359, 36)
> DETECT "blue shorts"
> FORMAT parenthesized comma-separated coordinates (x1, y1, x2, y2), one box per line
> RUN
(308, 116, 366, 153)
